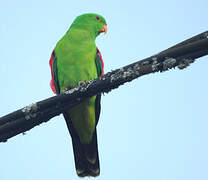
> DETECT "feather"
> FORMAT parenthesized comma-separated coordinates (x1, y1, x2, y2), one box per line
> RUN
(49, 51, 57, 94)
(96, 47, 104, 76)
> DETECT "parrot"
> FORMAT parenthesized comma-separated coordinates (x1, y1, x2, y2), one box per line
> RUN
(49, 13, 107, 177)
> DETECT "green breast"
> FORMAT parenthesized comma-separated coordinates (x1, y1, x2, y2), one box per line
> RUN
(55, 29, 97, 90)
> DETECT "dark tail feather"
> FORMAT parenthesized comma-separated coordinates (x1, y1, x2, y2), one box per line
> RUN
(63, 113, 100, 177)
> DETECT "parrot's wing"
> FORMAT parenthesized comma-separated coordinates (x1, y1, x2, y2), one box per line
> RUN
(94, 47, 104, 125)
(49, 50, 60, 94)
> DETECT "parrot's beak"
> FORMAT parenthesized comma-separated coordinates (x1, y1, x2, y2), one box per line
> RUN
(100, 24, 107, 34)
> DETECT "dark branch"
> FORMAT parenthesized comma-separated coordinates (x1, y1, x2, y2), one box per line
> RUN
(1, 31, 208, 142)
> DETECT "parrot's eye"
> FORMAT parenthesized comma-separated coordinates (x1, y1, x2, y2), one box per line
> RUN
(96, 16, 100, 21)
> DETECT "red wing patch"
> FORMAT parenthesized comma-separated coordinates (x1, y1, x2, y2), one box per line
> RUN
(96, 47, 104, 76)
(49, 50, 57, 94)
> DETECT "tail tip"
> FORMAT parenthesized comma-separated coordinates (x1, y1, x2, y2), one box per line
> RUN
(76, 168, 100, 177)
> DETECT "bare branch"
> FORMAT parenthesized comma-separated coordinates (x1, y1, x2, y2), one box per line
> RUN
(0, 31, 208, 142)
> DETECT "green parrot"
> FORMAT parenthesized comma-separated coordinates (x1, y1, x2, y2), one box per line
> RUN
(49, 13, 107, 177)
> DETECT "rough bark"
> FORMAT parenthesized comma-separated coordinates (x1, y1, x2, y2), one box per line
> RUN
(0, 31, 208, 142)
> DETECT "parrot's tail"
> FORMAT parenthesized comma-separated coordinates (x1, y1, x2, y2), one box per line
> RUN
(63, 113, 100, 177)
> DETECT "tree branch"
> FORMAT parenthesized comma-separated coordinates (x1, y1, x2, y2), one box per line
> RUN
(1, 31, 208, 142)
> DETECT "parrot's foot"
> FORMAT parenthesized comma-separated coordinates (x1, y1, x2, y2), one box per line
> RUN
(78, 81, 85, 86)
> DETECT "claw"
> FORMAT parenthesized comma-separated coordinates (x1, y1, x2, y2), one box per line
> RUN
(78, 81, 85, 86)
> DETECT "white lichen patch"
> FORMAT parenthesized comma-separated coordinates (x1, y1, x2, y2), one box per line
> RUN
(22, 103, 38, 113)
(152, 63, 160, 71)
(178, 58, 195, 70)
(133, 64, 140, 76)
(110, 68, 124, 82)
(163, 57, 177, 70)
(64, 80, 94, 94)
(141, 61, 150, 66)
(124, 68, 134, 77)
(110, 64, 141, 83)
(110, 73, 120, 82)
(86, 80, 94, 88)
(22, 103, 38, 120)
(151, 57, 160, 71)
(79, 80, 94, 92)
(65, 87, 79, 94)
(152, 57, 158, 62)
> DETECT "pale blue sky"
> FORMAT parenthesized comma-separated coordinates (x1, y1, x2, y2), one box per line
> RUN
(1, 0, 208, 179)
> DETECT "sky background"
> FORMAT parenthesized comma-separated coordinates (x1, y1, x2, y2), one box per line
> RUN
(1, 0, 208, 179)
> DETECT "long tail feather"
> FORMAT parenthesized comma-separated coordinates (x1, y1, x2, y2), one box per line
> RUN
(63, 112, 100, 177)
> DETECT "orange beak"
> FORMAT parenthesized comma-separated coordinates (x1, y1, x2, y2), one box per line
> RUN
(100, 24, 107, 34)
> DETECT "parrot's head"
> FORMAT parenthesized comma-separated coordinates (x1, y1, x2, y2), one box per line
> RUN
(70, 13, 107, 38)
